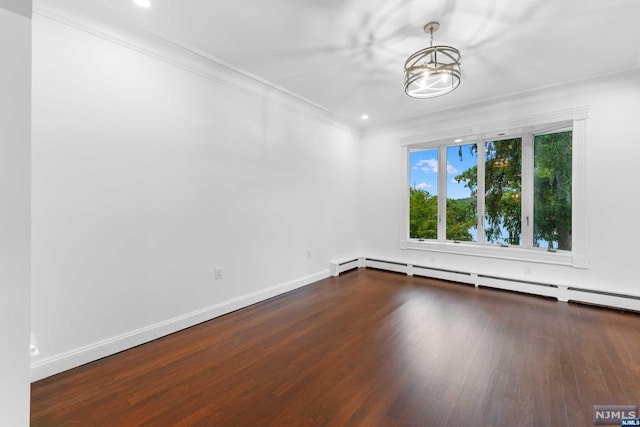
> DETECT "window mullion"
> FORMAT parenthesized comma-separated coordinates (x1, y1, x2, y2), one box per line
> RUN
(437, 145, 447, 241)
(477, 142, 485, 245)
(521, 133, 534, 248)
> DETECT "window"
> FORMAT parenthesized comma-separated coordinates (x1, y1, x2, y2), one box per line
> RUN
(446, 144, 477, 242)
(409, 149, 438, 239)
(403, 110, 587, 267)
(484, 138, 522, 246)
(533, 131, 572, 251)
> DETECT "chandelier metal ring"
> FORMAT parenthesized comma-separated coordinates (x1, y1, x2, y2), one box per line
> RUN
(404, 21, 462, 99)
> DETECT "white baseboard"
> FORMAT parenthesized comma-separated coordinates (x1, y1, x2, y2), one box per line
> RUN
(32, 258, 640, 382)
(30, 269, 330, 382)
(336, 257, 640, 313)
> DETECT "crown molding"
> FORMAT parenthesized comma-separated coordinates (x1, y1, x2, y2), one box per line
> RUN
(370, 66, 640, 135)
(33, 3, 359, 136)
(398, 107, 589, 147)
(476, 107, 590, 135)
(0, 0, 32, 18)
(399, 126, 473, 146)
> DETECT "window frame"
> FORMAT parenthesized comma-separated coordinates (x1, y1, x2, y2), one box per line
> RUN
(400, 108, 588, 268)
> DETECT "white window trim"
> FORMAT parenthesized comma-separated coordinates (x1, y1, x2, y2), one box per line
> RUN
(400, 107, 589, 269)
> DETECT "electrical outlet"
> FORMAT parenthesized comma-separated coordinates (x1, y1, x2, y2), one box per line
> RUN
(215, 267, 223, 280)
(306, 248, 312, 258)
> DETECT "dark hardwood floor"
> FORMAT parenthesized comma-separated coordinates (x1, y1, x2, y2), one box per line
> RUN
(31, 269, 640, 426)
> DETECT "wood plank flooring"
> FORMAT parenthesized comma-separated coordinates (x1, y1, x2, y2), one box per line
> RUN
(31, 269, 640, 426)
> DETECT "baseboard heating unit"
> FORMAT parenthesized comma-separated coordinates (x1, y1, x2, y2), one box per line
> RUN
(330, 257, 640, 313)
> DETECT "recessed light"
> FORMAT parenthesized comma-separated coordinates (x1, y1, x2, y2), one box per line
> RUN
(454, 138, 463, 143)
(134, 0, 151, 8)
(361, 114, 369, 120)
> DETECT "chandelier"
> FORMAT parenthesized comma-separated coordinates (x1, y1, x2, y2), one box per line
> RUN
(404, 22, 461, 98)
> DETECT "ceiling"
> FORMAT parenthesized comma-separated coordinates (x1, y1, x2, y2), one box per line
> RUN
(35, 0, 640, 129)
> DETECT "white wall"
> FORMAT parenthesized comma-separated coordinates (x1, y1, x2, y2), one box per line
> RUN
(30, 3, 640, 385)
(30, 13, 361, 379)
(0, 3, 31, 426)
(360, 70, 640, 297)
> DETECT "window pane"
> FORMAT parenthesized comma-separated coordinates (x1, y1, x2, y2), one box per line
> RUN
(534, 131, 572, 250)
(409, 149, 438, 239)
(484, 139, 522, 245)
(446, 144, 477, 242)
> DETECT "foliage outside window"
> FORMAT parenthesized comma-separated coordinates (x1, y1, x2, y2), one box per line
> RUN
(534, 131, 572, 250)
(483, 139, 522, 245)
(446, 145, 477, 242)
(409, 148, 439, 239)
(409, 129, 572, 251)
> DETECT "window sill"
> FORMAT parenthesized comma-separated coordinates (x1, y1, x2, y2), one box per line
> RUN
(401, 239, 585, 268)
